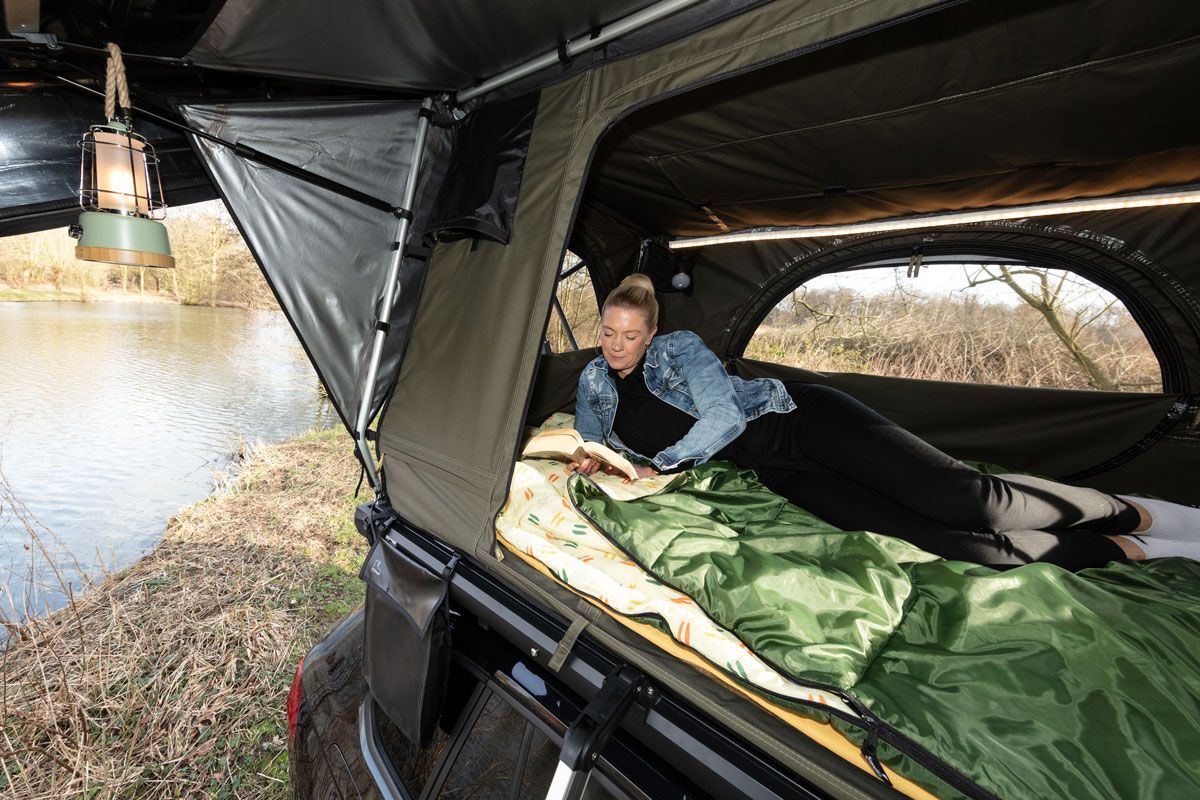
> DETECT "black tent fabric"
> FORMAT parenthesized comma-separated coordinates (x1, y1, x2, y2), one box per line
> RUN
(186, 0, 765, 98)
(176, 98, 427, 435)
(189, 0, 659, 90)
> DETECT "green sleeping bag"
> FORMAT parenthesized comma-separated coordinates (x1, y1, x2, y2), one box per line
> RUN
(568, 463, 1200, 800)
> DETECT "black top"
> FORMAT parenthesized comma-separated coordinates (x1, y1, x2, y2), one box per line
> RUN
(610, 359, 696, 461)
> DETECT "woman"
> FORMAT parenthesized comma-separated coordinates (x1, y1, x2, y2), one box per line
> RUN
(570, 275, 1200, 570)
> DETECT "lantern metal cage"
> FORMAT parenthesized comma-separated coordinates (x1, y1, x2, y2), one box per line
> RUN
(74, 120, 175, 269)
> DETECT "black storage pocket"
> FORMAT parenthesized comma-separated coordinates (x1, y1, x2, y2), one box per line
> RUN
(423, 93, 539, 245)
(360, 537, 458, 746)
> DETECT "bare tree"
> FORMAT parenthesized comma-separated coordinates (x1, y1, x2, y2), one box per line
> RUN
(965, 265, 1118, 390)
(745, 265, 1159, 393)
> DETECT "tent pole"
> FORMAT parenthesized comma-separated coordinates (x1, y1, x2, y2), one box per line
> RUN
(455, 0, 707, 104)
(354, 97, 433, 488)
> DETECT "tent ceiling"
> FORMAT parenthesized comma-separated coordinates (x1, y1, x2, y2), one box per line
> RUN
(581, 0, 1200, 241)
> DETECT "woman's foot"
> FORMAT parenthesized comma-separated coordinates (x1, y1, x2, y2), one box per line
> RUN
(1118, 496, 1200, 561)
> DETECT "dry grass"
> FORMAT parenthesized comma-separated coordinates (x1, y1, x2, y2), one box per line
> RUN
(745, 287, 1162, 392)
(0, 428, 368, 799)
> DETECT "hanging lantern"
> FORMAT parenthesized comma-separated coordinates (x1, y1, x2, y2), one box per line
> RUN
(71, 44, 174, 269)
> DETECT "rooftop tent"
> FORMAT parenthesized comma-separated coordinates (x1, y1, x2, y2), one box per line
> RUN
(5, 0, 1200, 796)
(377, 0, 1200, 554)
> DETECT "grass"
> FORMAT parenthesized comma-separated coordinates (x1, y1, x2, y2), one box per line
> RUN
(0, 287, 64, 302)
(0, 428, 369, 799)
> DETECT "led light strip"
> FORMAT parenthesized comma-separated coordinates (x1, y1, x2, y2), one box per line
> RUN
(668, 186, 1200, 249)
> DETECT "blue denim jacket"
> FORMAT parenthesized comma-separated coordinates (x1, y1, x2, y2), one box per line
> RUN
(575, 330, 796, 471)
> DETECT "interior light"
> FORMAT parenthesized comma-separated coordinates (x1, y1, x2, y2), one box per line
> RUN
(670, 267, 692, 290)
(668, 186, 1200, 249)
(70, 44, 174, 270)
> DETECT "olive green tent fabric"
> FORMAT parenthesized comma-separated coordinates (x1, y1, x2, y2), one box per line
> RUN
(569, 463, 1200, 800)
(379, 0, 949, 556)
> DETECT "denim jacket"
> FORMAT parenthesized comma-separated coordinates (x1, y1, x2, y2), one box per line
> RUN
(575, 330, 796, 471)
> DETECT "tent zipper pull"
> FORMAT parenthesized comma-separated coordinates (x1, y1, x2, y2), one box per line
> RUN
(859, 713, 892, 785)
(907, 246, 923, 278)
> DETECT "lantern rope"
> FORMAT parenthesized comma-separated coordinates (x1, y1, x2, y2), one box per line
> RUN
(104, 43, 132, 123)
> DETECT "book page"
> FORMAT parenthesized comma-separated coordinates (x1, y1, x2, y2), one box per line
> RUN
(522, 428, 639, 480)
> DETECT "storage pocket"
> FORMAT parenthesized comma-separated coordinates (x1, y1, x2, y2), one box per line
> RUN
(423, 93, 538, 245)
(360, 537, 459, 746)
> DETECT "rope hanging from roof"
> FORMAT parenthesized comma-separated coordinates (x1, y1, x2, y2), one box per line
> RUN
(103, 43, 132, 123)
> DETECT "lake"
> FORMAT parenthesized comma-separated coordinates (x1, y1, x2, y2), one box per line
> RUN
(0, 302, 338, 623)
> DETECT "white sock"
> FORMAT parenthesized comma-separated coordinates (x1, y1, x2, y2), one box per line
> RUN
(1118, 496, 1200, 541)
(1129, 535, 1200, 562)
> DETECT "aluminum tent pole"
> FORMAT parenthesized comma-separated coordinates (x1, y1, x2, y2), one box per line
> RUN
(354, 97, 433, 488)
(456, 0, 707, 104)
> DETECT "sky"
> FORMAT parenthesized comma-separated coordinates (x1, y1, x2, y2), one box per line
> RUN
(798, 263, 1122, 312)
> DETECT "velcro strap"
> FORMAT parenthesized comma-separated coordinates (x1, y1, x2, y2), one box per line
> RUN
(548, 617, 588, 672)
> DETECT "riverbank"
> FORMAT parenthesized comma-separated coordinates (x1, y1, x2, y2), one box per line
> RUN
(0, 428, 367, 799)
(0, 284, 177, 304)
(0, 284, 275, 310)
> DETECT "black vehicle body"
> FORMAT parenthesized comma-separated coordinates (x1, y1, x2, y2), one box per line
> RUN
(5, 1, 1200, 799)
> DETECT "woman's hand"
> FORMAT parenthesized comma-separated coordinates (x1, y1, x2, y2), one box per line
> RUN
(633, 465, 659, 479)
(566, 457, 602, 476)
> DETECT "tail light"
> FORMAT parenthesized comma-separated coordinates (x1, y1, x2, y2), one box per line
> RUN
(287, 658, 304, 745)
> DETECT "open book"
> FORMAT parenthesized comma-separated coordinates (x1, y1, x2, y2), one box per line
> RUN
(521, 428, 640, 480)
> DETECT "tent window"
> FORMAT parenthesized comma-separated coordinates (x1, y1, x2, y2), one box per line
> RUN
(546, 252, 600, 352)
(745, 262, 1163, 392)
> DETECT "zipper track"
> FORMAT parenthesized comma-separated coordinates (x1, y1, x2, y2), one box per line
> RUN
(563, 472, 1000, 800)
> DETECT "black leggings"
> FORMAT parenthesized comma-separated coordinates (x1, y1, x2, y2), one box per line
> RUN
(724, 383, 1140, 570)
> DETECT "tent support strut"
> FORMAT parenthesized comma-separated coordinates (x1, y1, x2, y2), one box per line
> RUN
(354, 97, 434, 488)
(455, 0, 707, 103)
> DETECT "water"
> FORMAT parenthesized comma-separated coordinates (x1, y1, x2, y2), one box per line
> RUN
(0, 302, 338, 622)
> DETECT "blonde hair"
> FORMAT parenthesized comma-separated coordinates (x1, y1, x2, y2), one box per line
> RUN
(603, 274, 659, 329)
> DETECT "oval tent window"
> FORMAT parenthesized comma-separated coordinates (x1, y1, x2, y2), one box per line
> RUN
(745, 262, 1163, 393)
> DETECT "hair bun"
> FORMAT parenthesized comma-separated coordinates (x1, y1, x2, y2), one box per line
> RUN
(620, 274, 655, 292)
(604, 273, 659, 328)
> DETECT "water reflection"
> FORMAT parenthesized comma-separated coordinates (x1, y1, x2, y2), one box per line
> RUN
(0, 302, 337, 621)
